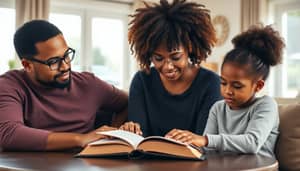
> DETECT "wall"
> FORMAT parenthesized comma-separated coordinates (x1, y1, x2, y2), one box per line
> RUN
(196, 0, 241, 72)
(137, 0, 242, 73)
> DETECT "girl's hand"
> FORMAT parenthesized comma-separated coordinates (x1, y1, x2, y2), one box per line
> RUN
(165, 129, 208, 147)
(119, 121, 143, 136)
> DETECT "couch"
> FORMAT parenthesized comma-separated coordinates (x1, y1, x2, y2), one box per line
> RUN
(275, 98, 300, 171)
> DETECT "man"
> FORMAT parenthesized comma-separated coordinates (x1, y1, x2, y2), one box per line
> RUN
(0, 20, 128, 151)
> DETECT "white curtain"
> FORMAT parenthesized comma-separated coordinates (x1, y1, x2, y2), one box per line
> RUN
(15, 0, 50, 28)
(241, 0, 268, 31)
(14, 0, 50, 68)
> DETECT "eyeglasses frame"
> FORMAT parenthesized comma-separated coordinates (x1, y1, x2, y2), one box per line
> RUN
(27, 47, 75, 70)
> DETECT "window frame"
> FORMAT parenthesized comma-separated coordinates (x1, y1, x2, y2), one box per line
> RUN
(269, 0, 300, 97)
(0, 0, 15, 74)
(50, 0, 133, 89)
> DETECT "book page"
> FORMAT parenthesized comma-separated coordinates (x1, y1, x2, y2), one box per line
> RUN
(88, 138, 129, 146)
(142, 136, 187, 146)
(143, 137, 203, 152)
(97, 130, 144, 149)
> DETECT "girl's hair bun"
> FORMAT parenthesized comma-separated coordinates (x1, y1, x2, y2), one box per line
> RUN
(232, 25, 285, 66)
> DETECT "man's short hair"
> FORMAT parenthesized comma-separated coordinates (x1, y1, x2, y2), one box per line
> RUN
(14, 20, 62, 60)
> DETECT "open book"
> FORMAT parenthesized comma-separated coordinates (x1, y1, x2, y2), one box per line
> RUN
(77, 130, 205, 160)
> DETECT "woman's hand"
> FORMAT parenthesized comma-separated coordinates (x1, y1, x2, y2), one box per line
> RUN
(165, 129, 208, 147)
(119, 121, 143, 136)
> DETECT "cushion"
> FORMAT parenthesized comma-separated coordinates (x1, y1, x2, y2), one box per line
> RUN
(275, 103, 300, 171)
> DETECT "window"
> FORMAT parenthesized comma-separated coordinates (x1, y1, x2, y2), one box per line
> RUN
(0, 1, 15, 74)
(282, 10, 300, 97)
(49, 13, 82, 72)
(270, 0, 300, 97)
(91, 17, 124, 86)
(50, 0, 132, 89)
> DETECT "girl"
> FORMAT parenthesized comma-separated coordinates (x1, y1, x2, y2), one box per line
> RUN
(166, 25, 285, 158)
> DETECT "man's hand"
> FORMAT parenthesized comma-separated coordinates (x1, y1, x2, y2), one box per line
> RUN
(78, 125, 117, 147)
(46, 125, 117, 150)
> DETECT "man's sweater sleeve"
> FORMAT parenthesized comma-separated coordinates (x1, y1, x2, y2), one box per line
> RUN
(0, 83, 49, 151)
(205, 98, 278, 154)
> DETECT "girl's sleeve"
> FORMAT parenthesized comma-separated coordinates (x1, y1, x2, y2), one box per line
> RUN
(206, 97, 278, 154)
(203, 103, 219, 135)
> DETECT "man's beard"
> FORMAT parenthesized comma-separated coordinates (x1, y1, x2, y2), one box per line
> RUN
(36, 69, 71, 89)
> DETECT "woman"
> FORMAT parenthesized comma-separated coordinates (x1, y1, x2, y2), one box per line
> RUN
(121, 0, 222, 137)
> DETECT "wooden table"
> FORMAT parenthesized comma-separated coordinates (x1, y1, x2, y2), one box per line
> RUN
(0, 152, 278, 171)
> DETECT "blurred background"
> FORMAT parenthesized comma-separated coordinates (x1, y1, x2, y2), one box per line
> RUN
(0, 0, 299, 98)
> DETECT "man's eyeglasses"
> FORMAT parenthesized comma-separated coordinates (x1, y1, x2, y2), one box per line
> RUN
(28, 47, 75, 70)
